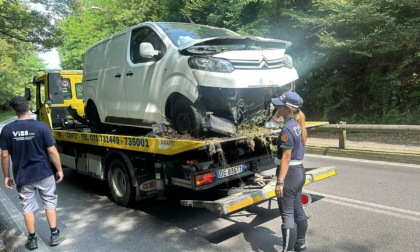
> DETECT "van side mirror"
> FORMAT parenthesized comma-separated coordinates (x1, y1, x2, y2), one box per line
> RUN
(140, 42, 160, 59)
(25, 87, 32, 101)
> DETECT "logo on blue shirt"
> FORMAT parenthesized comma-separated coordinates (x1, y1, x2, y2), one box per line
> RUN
(12, 130, 35, 141)
(293, 126, 302, 136)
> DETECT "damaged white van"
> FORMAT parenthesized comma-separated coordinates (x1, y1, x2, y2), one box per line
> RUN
(83, 22, 298, 137)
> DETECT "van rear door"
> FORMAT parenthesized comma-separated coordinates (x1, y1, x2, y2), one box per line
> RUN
(101, 33, 128, 120)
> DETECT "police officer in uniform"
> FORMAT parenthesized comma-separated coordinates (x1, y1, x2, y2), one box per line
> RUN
(272, 91, 308, 252)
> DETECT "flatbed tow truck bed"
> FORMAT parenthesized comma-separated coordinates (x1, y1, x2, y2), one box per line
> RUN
(53, 121, 329, 155)
(52, 121, 336, 215)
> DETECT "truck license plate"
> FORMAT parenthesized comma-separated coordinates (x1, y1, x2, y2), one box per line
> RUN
(216, 165, 245, 179)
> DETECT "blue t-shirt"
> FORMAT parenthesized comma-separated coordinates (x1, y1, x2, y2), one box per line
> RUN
(0, 119, 55, 185)
(276, 118, 305, 161)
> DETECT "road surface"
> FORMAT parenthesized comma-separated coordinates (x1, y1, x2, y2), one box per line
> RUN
(1, 154, 419, 251)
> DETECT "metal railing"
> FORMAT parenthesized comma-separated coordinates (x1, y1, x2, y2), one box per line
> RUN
(315, 122, 420, 149)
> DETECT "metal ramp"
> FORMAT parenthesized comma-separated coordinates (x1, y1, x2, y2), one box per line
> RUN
(180, 166, 337, 215)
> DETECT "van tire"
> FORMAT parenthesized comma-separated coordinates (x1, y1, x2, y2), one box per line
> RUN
(108, 159, 133, 206)
(171, 97, 203, 138)
(86, 102, 108, 133)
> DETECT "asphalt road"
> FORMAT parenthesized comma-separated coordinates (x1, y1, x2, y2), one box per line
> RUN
(1, 155, 419, 252)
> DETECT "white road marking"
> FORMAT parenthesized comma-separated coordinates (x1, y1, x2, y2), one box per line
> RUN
(306, 154, 420, 169)
(305, 189, 420, 222)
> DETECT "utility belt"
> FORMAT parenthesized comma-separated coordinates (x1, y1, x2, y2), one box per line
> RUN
(274, 158, 303, 166)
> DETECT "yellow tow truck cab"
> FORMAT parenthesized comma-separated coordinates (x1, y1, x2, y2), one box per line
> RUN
(30, 70, 84, 129)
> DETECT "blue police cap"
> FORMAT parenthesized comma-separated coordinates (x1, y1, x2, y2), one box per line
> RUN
(271, 91, 303, 109)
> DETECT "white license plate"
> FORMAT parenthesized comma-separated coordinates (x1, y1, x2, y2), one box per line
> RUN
(216, 165, 245, 179)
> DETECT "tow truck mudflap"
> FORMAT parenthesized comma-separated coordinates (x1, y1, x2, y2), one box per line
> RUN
(180, 166, 337, 215)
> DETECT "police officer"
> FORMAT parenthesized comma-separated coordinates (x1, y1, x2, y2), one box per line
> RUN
(272, 91, 308, 252)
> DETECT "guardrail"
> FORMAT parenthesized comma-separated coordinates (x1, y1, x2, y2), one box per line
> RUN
(315, 122, 420, 149)
(305, 123, 420, 164)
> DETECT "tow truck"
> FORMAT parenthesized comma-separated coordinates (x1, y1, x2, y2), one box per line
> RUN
(31, 70, 84, 129)
(25, 70, 336, 215)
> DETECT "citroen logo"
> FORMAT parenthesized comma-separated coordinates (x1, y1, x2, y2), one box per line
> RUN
(258, 55, 270, 69)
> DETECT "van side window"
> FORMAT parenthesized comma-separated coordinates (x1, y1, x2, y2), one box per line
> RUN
(130, 27, 166, 64)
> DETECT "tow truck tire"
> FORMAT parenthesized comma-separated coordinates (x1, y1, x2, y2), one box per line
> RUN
(171, 97, 204, 138)
(108, 159, 133, 206)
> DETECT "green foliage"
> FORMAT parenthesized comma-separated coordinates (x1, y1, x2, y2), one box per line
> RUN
(0, 110, 15, 122)
(57, 0, 187, 69)
(182, 0, 276, 35)
(0, 0, 60, 50)
(284, 0, 420, 124)
(2, 0, 419, 124)
(0, 1, 53, 108)
(30, 0, 78, 18)
(0, 35, 44, 109)
(57, 1, 112, 69)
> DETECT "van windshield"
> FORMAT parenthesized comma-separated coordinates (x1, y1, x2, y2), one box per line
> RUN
(157, 22, 238, 47)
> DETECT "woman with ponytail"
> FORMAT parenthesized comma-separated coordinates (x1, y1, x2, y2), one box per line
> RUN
(271, 92, 309, 252)
(297, 110, 307, 145)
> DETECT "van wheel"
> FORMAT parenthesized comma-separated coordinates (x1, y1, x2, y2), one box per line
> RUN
(171, 97, 204, 138)
(108, 159, 133, 206)
(86, 102, 108, 133)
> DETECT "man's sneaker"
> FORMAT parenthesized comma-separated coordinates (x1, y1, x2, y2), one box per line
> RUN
(25, 236, 38, 250)
(50, 230, 65, 246)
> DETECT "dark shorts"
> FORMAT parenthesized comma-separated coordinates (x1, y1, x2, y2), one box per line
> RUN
(17, 175, 57, 214)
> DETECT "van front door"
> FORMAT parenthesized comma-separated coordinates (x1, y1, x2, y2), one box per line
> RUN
(123, 26, 167, 127)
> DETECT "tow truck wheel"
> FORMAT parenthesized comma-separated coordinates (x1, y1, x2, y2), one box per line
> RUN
(108, 159, 133, 206)
(171, 97, 204, 138)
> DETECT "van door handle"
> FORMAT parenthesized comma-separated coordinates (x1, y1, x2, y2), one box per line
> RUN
(126, 72, 134, 76)
(115, 73, 121, 78)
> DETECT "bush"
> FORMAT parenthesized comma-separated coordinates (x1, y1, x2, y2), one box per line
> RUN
(0, 110, 15, 122)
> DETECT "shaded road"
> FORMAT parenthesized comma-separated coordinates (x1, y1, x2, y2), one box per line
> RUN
(1, 154, 420, 251)
(1, 116, 419, 251)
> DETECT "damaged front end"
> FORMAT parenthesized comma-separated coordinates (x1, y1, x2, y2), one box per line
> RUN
(182, 36, 298, 136)
(198, 86, 286, 136)
(198, 86, 285, 124)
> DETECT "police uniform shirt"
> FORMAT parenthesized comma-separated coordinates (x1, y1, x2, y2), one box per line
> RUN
(276, 118, 305, 161)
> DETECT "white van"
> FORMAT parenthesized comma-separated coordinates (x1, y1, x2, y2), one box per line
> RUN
(83, 22, 298, 136)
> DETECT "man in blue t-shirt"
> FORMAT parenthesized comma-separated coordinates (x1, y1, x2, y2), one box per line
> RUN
(0, 96, 65, 250)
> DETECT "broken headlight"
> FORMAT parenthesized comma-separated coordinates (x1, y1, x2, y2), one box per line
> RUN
(188, 56, 235, 73)
(283, 54, 293, 69)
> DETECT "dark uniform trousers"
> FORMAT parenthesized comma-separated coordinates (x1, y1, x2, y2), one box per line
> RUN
(277, 164, 307, 228)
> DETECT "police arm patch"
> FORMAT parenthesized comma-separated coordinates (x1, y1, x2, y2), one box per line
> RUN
(281, 134, 288, 142)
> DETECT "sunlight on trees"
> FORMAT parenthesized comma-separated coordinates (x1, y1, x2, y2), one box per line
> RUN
(1, 0, 419, 123)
